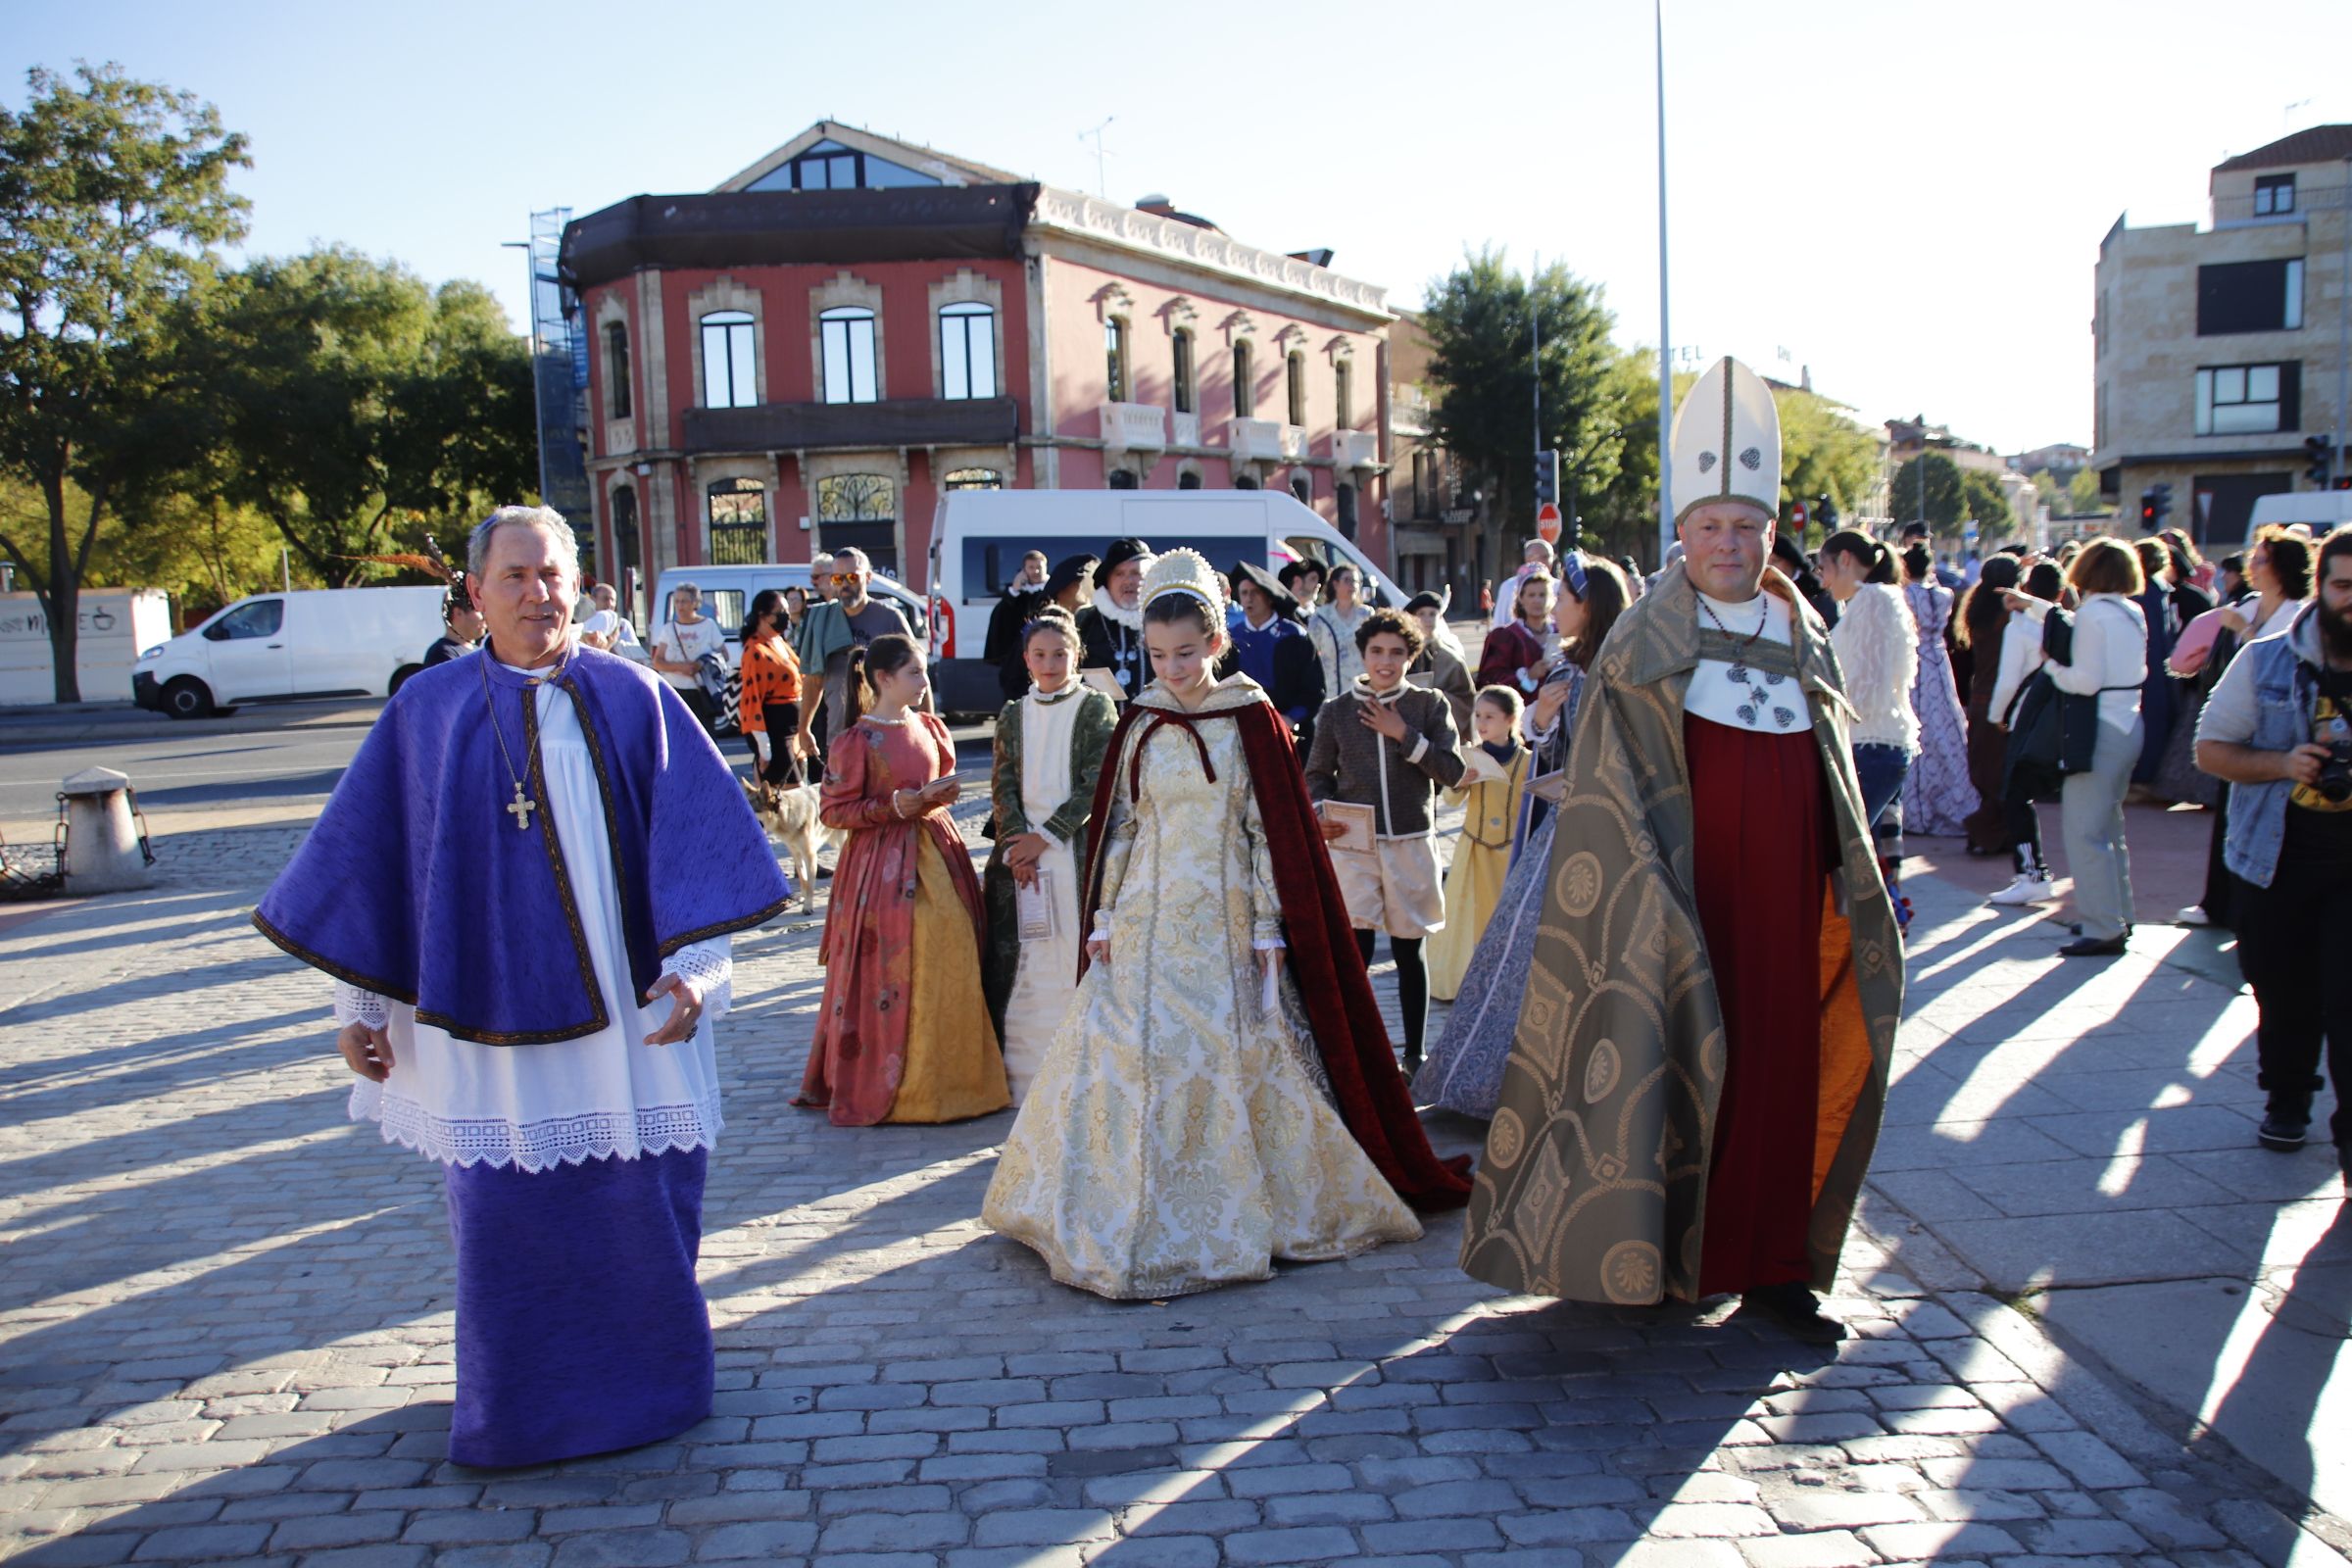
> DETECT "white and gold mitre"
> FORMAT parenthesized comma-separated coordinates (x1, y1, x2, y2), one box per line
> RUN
(1670, 356, 1782, 526)
(1140, 547, 1226, 622)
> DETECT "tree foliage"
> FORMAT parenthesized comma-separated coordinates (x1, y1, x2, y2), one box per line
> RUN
(1418, 249, 1626, 578)
(0, 62, 249, 699)
(1890, 452, 2017, 541)
(1776, 390, 1881, 531)
(185, 249, 536, 587)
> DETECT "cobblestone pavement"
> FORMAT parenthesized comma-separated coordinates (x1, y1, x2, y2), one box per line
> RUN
(2, 808, 2347, 1567)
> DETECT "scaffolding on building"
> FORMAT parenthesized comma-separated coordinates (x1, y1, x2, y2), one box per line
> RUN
(526, 207, 594, 563)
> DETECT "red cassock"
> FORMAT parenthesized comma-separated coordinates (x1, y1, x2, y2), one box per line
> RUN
(1684, 713, 1834, 1296)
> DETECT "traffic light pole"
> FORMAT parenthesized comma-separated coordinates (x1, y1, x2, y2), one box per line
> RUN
(2334, 155, 2349, 488)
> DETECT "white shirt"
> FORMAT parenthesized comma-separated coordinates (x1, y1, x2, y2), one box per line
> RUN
(1829, 583, 1921, 752)
(2018, 592, 2147, 732)
(583, 607, 642, 654)
(651, 615, 726, 691)
(1687, 590, 1804, 734)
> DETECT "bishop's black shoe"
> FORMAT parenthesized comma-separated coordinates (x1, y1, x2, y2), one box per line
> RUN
(1737, 1283, 1847, 1345)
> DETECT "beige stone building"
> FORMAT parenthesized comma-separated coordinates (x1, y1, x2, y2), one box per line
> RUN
(2092, 125, 2352, 546)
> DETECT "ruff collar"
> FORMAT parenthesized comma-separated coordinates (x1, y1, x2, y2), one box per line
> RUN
(1092, 586, 1143, 632)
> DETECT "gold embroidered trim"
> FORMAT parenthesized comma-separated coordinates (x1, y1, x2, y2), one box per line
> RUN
(249, 908, 417, 1006)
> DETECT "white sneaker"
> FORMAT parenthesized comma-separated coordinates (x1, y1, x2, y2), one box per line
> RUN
(2174, 904, 2211, 927)
(1988, 873, 2054, 906)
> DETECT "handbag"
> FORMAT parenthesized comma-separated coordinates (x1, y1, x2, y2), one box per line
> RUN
(2005, 605, 2134, 796)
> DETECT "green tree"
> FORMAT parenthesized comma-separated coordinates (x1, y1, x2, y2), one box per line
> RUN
(1888, 453, 1968, 530)
(2067, 467, 2103, 516)
(1961, 470, 2017, 540)
(0, 63, 249, 700)
(1776, 389, 1881, 536)
(189, 249, 536, 586)
(1419, 249, 1630, 583)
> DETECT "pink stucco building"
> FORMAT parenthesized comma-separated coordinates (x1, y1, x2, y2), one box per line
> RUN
(560, 122, 1395, 593)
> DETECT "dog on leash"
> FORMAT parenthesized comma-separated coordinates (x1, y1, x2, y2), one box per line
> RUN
(743, 778, 829, 911)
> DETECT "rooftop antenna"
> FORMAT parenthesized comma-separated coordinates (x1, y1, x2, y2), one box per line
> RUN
(1079, 117, 1114, 200)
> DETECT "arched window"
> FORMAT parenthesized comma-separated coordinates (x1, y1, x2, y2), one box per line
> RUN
(1105, 318, 1131, 403)
(1334, 358, 1352, 431)
(1177, 469, 1202, 490)
(1287, 352, 1308, 427)
(819, 307, 878, 404)
(943, 467, 1002, 490)
(708, 478, 768, 564)
(940, 303, 996, 400)
(1232, 340, 1254, 418)
(1171, 327, 1196, 416)
(816, 473, 898, 572)
(1290, 474, 1312, 507)
(1336, 481, 1358, 541)
(1106, 468, 1140, 490)
(604, 320, 632, 418)
(699, 311, 758, 409)
(1234, 472, 1260, 490)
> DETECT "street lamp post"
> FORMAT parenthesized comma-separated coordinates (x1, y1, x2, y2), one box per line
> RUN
(1653, 0, 1674, 564)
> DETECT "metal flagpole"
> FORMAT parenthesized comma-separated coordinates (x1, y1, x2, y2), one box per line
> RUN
(1654, 0, 1674, 563)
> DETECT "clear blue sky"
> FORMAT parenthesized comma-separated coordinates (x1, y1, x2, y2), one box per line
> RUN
(12, 0, 2351, 456)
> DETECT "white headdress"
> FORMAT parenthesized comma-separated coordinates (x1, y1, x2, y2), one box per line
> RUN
(1140, 547, 1227, 623)
(1669, 356, 1781, 527)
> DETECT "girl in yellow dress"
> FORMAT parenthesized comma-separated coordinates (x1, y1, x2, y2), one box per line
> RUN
(1425, 686, 1529, 1001)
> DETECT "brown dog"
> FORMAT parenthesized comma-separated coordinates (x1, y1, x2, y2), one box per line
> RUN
(743, 778, 827, 912)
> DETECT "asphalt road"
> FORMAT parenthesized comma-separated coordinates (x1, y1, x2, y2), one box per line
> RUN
(0, 698, 1001, 841)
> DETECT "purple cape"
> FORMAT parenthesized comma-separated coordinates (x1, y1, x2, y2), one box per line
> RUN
(254, 643, 792, 1045)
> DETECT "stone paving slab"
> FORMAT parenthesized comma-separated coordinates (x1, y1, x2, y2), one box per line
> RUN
(0, 811, 2345, 1566)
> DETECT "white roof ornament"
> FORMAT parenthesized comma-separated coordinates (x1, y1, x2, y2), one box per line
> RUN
(1669, 356, 1781, 527)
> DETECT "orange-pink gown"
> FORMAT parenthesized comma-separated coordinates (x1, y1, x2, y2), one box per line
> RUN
(797, 711, 1008, 1126)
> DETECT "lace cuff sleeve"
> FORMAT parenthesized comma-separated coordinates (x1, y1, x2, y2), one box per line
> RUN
(659, 937, 733, 1022)
(333, 981, 389, 1031)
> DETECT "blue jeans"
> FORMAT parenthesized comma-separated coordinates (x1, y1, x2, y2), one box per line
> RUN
(1853, 743, 1912, 848)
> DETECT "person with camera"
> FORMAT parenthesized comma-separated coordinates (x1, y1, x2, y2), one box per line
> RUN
(2194, 524, 2352, 1183)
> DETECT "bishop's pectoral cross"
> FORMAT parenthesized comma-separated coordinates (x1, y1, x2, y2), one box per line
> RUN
(506, 784, 537, 831)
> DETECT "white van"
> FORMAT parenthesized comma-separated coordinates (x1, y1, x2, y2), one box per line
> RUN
(925, 489, 1405, 715)
(2239, 490, 2352, 552)
(132, 586, 447, 719)
(646, 564, 928, 669)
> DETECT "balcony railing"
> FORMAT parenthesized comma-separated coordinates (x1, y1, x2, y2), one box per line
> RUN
(1228, 417, 1307, 466)
(1100, 401, 1166, 456)
(1171, 411, 1201, 447)
(1332, 429, 1379, 469)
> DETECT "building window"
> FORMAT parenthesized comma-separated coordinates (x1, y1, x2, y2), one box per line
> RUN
(2197, 259, 2305, 335)
(1105, 318, 1130, 403)
(1334, 359, 1352, 431)
(707, 478, 768, 564)
(1234, 472, 1260, 490)
(1412, 451, 1436, 515)
(1287, 353, 1307, 427)
(1336, 481, 1357, 540)
(611, 484, 641, 589)
(817, 472, 896, 523)
(1177, 469, 1202, 490)
(700, 311, 758, 409)
(604, 320, 632, 418)
(2194, 363, 2299, 435)
(820, 307, 878, 404)
(745, 139, 946, 193)
(940, 303, 996, 400)
(1290, 473, 1312, 507)
(943, 466, 1001, 490)
(1233, 340, 1254, 417)
(1107, 468, 1140, 490)
(1172, 327, 1196, 415)
(2254, 173, 2296, 217)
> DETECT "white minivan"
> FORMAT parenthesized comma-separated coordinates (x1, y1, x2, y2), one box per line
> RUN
(2237, 490, 2352, 553)
(132, 586, 447, 719)
(925, 489, 1405, 716)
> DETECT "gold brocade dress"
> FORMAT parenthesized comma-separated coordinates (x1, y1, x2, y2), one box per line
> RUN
(982, 676, 1421, 1299)
(1425, 744, 1529, 1001)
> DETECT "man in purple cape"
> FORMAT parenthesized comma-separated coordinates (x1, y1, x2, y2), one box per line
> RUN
(255, 506, 791, 1469)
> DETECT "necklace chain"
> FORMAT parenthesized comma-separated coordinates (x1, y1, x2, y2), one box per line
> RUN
(478, 646, 570, 830)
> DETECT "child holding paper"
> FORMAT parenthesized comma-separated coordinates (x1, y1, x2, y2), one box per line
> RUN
(1302, 608, 1465, 1077)
(980, 608, 1116, 1103)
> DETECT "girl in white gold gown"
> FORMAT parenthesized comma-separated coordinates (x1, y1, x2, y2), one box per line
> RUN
(982, 552, 1421, 1299)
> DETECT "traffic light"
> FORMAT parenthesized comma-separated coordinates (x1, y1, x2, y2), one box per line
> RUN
(1816, 493, 1838, 530)
(2148, 481, 2173, 529)
(1533, 449, 1559, 509)
(2138, 490, 2157, 529)
(2307, 435, 2332, 486)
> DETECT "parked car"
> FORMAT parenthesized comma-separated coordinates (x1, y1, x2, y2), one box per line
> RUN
(132, 586, 446, 719)
(924, 489, 1405, 716)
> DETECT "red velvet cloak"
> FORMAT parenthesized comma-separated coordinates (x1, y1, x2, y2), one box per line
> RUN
(1079, 692, 1474, 1211)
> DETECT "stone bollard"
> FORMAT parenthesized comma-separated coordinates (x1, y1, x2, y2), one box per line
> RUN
(60, 766, 153, 894)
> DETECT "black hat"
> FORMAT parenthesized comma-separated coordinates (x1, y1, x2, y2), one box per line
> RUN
(1096, 538, 1152, 587)
(1277, 559, 1323, 590)
(1229, 561, 1299, 619)
(1045, 553, 1098, 599)
(1401, 590, 1446, 616)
